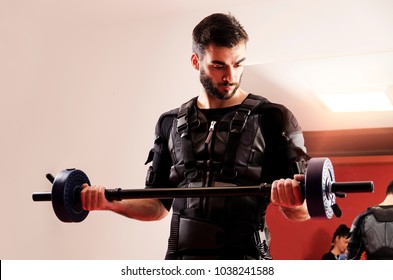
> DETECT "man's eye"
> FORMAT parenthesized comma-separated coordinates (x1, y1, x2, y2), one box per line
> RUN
(213, 64, 224, 69)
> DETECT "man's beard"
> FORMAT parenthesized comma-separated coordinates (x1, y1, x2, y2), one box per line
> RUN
(200, 69, 241, 100)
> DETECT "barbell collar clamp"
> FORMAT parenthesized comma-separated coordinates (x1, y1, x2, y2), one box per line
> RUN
(46, 173, 55, 184)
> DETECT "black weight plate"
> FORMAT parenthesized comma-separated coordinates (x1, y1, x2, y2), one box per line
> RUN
(51, 169, 90, 223)
(305, 158, 336, 219)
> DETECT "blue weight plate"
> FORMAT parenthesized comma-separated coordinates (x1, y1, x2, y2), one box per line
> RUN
(51, 169, 90, 223)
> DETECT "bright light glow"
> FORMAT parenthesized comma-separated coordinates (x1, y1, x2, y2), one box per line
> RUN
(317, 91, 393, 112)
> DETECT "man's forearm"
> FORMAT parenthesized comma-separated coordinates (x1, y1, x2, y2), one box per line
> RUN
(109, 198, 169, 221)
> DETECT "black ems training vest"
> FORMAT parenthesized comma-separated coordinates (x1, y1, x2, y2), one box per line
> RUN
(362, 206, 393, 259)
(165, 94, 273, 260)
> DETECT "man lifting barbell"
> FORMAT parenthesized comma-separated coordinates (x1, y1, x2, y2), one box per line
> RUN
(33, 13, 374, 260)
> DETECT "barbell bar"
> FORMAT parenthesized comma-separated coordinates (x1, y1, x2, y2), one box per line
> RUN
(32, 157, 374, 222)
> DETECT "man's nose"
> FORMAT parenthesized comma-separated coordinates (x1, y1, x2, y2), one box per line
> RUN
(222, 67, 234, 83)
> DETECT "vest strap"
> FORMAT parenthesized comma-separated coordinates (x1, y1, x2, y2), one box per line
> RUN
(177, 98, 199, 175)
(221, 97, 265, 178)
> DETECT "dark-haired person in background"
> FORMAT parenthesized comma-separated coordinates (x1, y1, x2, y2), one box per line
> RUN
(322, 224, 350, 260)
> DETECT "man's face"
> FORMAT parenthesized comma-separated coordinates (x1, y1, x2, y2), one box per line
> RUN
(336, 236, 350, 254)
(195, 42, 246, 100)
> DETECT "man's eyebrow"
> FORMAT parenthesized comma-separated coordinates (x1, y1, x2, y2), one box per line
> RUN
(236, 58, 246, 64)
(211, 57, 246, 65)
(211, 60, 226, 65)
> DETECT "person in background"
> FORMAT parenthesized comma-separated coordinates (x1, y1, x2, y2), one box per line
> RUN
(347, 180, 393, 260)
(322, 224, 350, 260)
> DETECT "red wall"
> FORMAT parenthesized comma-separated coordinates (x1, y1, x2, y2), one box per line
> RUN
(267, 155, 393, 260)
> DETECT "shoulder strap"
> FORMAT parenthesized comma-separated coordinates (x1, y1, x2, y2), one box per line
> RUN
(221, 94, 267, 178)
(176, 97, 200, 180)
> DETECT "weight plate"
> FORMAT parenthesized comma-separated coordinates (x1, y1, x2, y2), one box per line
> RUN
(305, 158, 336, 219)
(51, 169, 90, 223)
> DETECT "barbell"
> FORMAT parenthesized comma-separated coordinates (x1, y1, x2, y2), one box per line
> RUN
(32, 157, 374, 222)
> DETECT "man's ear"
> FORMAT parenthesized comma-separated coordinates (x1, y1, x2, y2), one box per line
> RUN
(191, 53, 200, 70)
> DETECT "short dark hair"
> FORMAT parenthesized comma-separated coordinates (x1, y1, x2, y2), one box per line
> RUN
(331, 224, 350, 243)
(386, 180, 393, 195)
(192, 13, 249, 57)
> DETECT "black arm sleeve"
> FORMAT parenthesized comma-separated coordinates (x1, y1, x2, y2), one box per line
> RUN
(259, 103, 310, 183)
(347, 211, 368, 260)
(144, 109, 178, 210)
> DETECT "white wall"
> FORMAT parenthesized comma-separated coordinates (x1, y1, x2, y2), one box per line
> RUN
(0, 2, 197, 259)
